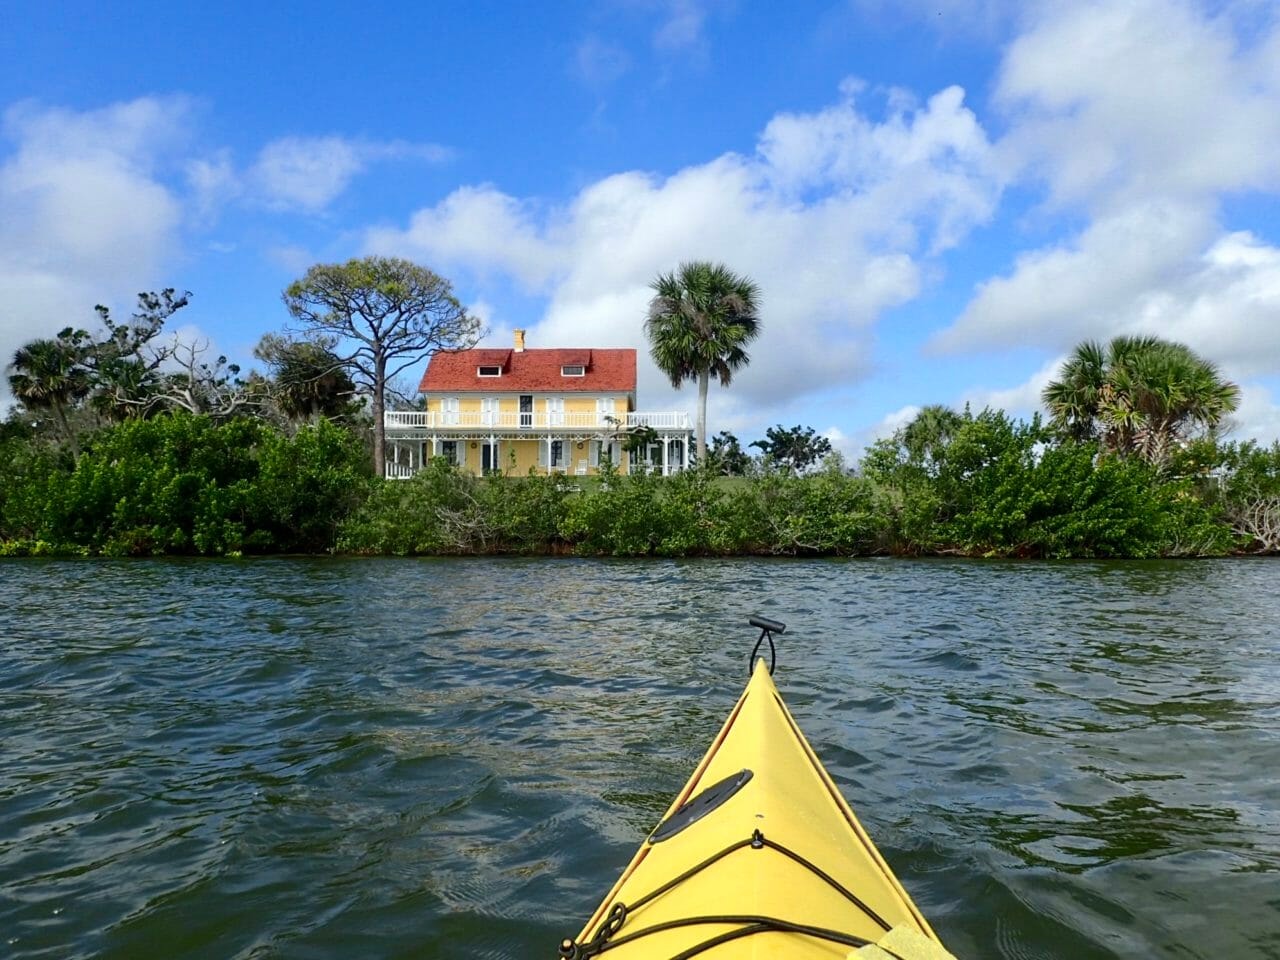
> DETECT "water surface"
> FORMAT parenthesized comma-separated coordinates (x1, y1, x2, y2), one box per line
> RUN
(1, 558, 1277, 958)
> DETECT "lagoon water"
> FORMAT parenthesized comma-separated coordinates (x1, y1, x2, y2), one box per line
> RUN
(1, 557, 1278, 959)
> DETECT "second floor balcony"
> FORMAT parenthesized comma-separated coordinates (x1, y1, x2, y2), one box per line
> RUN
(384, 410, 691, 434)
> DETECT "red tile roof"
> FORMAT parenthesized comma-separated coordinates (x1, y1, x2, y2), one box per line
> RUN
(420, 348, 637, 393)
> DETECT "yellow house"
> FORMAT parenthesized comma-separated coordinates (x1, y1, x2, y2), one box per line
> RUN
(384, 330, 692, 477)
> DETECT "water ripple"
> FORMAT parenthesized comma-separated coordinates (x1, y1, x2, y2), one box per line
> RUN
(1, 557, 1278, 958)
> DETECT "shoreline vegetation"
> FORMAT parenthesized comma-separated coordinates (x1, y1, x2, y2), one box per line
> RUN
(3, 271, 1275, 559)
(2, 410, 1277, 559)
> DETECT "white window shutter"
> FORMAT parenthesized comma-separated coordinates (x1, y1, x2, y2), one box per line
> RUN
(589, 441, 600, 467)
(538, 440, 548, 466)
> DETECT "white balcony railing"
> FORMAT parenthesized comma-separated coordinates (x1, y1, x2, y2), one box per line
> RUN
(384, 410, 691, 432)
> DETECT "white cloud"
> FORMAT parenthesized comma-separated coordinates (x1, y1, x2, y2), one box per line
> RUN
(367, 80, 999, 414)
(834, 404, 922, 464)
(935, 214, 1280, 383)
(995, 0, 1280, 210)
(1229, 382, 1280, 445)
(368, 185, 561, 290)
(1140, 231, 1280, 379)
(653, 0, 709, 52)
(249, 136, 451, 213)
(935, 200, 1216, 352)
(960, 356, 1063, 420)
(0, 97, 190, 403)
(574, 35, 631, 88)
(250, 137, 364, 212)
(186, 150, 240, 223)
(935, 0, 1280, 439)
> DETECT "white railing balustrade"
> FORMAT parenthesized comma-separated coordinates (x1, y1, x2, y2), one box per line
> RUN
(384, 410, 691, 432)
(625, 412, 691, 430)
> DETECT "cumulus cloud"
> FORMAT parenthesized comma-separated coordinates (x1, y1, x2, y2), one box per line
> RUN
(367, 80, 999, 412)
(0, 97, 190, 402)
(1230, 382, 1280, 445)
(960, 356, 1063, 420)
(936, 213, 1280, 381)
(931, 0, 1280, 444)
(248, 136, 451, 213)
(995, 0, 1280, 210)
(935, 200, 1217, 352)
(186, 150, 240, 223)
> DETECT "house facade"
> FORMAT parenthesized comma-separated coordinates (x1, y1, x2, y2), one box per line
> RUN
(383, 330, 692, 478)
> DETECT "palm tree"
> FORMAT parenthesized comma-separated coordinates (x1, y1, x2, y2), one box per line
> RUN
(901, 404, 964, 469)
(7, 336, 91, 454)
(1043, 336, 1240, 467)
(645, 261, 762, 464)
(254, 334, 355, 422)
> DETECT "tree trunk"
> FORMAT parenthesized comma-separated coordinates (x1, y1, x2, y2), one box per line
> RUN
(697, 369, 709, 466)
(372, 356, 386, 478)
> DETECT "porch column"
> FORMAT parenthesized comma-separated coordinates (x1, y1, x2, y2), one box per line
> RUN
(547, 435, 553, 475)
(662, 436, 669, 476)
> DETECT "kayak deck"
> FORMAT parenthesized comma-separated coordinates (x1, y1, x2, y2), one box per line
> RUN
(562, 658, 945, 958)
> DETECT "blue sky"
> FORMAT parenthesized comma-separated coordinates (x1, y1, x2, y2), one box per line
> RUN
(3, 0, 1279, 454)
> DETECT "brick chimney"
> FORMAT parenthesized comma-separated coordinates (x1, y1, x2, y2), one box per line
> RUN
(513, 328, 526, 352)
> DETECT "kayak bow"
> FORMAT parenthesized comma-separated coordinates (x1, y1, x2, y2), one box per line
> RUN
(560, 625, 953, 959)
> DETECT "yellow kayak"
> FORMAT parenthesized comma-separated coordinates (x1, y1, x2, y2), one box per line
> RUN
(559, 618, 954, 960)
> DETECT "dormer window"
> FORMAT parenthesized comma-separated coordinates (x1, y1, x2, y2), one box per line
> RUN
(561, 364, 585, 377)
(478, 365, 502, 377)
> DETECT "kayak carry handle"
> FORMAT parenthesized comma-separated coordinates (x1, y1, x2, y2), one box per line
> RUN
(748, 616, 786, 676)
(749, 616, 786, 634)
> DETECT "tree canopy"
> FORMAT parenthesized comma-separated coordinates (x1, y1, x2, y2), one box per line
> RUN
(282, 256, 482, 476)
(254, 334, 356, 423)
(6, 334, 91, 454)
(751, 424, 833, 474)
(645, 261, 761, 465)
(1042, 336, 1240, 467)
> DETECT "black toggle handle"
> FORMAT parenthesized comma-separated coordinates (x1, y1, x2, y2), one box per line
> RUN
(748, 615, 786, 675)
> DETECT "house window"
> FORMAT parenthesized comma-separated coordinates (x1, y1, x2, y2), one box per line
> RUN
(441, 440, 460, 465)
(540, 439, 569, 469)
(561, 364, 585, 377)
(478, 365, 502, 377)
(546, 397, 565, 426)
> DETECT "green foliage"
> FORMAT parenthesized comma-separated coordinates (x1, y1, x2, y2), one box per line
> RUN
(36, 415, 261, 554)
(253, 333, 357, 422)
(864, 407, 1233, 558)
(0, 414, 370, 555)
(338, 460, 572, 555)
(750, 424, 833, 474)
(741, 458, 884, 555)
(645, 260, 761, 463)
(282, 255, 482, 476)
(86, 289, 187, 419)
(706, 431, 753, 475)
(1043, 336, 1240, 467)
(0, 402, 1255, 559)
(1205, 440, 1280, 553)
(254, 419, 373, 551)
